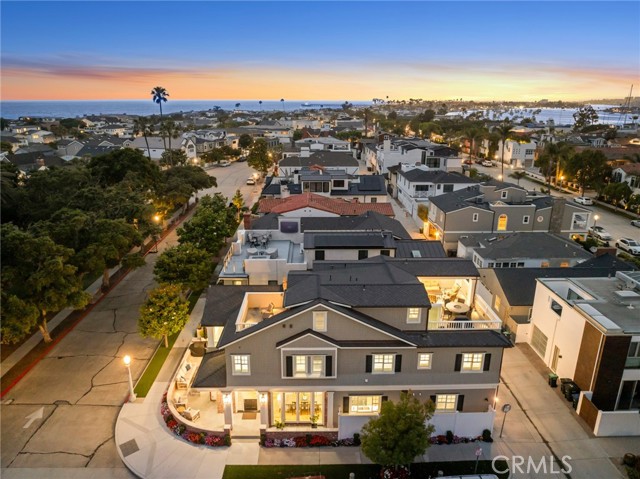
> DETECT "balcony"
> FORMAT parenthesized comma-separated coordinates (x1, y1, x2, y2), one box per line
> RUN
(427, 319, 502, 331)
(625, 357, 640, 369)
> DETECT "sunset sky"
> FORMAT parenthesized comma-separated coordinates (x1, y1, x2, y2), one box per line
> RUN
(1, 1, 638, 102)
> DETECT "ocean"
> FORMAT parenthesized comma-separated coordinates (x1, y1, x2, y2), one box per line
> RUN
(0, 100, 369, 120)
(0, 101, 634, 127)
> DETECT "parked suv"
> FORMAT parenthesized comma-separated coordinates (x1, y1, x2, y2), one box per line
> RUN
(588, 226, 612, 241)
(574, 196, 593, 206)
(616, 238, 640, 256)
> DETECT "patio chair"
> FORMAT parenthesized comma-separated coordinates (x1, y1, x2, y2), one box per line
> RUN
(261, 302, 275, 318)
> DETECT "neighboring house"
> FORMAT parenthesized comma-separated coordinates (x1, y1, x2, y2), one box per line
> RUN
(458, 232, 592, 269)
(278, 151, 359, 177)
(612, 163, 640, 195)
(130, 136, 180, 160)
(335, 117, 364, 131)
(258, 192, 395, 217)
(473, 254, 633, 343)
(218, 211, 410, 285)
(75, 145, 120, 159)
(294, 137, 351, 152)
(13, 144, 55, 155)
(16, 128, 55, 144)
(262, 169, 387, 203)
(528, 271, 640, 436)
(395, 164, 478, 219)
(0, 134, 27, 152)
(191, 259, 510, 440)
(56, 139, 85, 157)
(495, 140, 537, 169)
(292, 118, 322, 130)
(427, 182, 592, 254)
(371, 137, 461, 175)
(6, 151, 65, 174)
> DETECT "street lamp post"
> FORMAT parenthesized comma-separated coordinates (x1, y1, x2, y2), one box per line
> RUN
(123, 355, 136, 402)
(593, 214, 599, 229)
(499, 403, 512, 438)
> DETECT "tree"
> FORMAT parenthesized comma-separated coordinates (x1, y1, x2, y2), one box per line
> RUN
(535, 142, 574, 194)
(573, 105, 599, 130)
(361, 392, 435, 472)
(160, 149, 188, 167)
(1, 291, 39, 344)
(292, 130, 304, 142)
(463, 125, 486, 161)
(603, 182, 632, 208)
(138, 284, 190, 348)
(247, 139, 273, 176)
(151, 86, 169, 149)
(88, 148, 160, 189)
(0, 117, 8, 130)
(155, 165, 217, 214)
(160, 119, 181, 166)
(133, 116, 153, 159)
(1, 141, 13, 153)
(153, 243, 215, 293)
(231, 189, 245, 220)
(1, 224, 91, 343)
(238, 133, 254, 149)
(564, 149, 609, 196)
(494, 122, 514, 179)
(280, 98, 285, 112)
(177, 194, 237, 254)
(509, 170, 527, 186)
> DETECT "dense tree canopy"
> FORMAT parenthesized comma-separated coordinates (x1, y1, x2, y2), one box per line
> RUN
(247, 139, 273, 175)
(153, 243, 215, 293)
(177, 194, 237, 254)
(564, 149, 610, 196)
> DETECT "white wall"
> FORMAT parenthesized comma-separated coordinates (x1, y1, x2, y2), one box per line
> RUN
(528, 284, 585, 379)
(281, 208, 338, 218)
(595, 410, 640, 436)
(338, 414, 372, 439)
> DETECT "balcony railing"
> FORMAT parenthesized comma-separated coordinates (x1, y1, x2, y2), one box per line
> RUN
(428, 319, 502, 331)
(625, 357, 640, 369)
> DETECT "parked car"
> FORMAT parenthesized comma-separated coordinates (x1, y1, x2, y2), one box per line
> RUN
(237, 156, 247, 162)
(616, 238, 640, 256)
(481, 160, 493, 167)
(246, 177, 256, 185)
(631, 219, 640, 228)
(574, 196, 593, 206)
(463, 159, 474, 165)
(588, 225, 613, 241)
(218, 160, 231, 167)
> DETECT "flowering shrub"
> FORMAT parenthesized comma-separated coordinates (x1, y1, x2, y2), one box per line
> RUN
(261, 434, 357, 448)
(160, 392, 228, 448)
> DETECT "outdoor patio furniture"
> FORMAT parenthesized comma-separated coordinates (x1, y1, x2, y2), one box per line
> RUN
(261, 302, 275, 318)
(182, 407, 200, 421)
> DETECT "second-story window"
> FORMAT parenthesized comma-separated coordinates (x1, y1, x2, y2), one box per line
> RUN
(418, 353, 432, 369)
(497, 214, 508, 231)
(358, 250, 368, 260)
(407, 308, 421, 324)
(373, 354, 394, 373)
(501, 191, 508, 199)
(472, 213, 479, 222)
(454, 352, 492, 373)
(232, 354, 251, 375)
(315, 250, 325, 261)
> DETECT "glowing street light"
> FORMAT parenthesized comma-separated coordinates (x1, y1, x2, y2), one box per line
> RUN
(123, 355, 136, 402)
(593, 214, 600, 228)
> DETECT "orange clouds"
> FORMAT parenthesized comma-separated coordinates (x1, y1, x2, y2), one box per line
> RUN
(2, 59, 637, 101)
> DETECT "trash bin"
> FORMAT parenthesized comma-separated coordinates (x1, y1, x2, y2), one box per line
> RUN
(548, 373, 559, 388)
(572, 393, 580, 410)
(564, 382, 580, 401)
(560, 378, 573, 395)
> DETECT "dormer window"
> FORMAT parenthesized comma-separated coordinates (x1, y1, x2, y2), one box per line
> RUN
(313, 311, 327, 332)
(500, 191, 508, 199)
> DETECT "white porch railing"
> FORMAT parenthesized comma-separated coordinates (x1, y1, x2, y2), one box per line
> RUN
(428, 319, 502, 330)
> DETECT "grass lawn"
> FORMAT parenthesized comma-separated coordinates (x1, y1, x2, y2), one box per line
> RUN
(133, 288, 204, 397)
(223, 460, 509, 479)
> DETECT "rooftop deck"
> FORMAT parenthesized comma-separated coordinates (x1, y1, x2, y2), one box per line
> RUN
(219, 239, 305, 281)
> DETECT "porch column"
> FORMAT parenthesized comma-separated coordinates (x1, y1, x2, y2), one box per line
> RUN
(258, 391, 269, 427)
(326, 392, 335, 428)
(222, 390, 233, 429)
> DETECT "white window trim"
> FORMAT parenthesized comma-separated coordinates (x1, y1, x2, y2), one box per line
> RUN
(523, 215, 530, 224)
(435, 393, 458, 412)
(500, 191, 508, 199)
(472, 213, 479, 222)
(406, 307, 421, 324)
(313, 311, 327, 332)
(372, 353, 395, 374)
(461, 352, 485, 373)
(418, 353, 432, 370)
(231, 354, 251, 375)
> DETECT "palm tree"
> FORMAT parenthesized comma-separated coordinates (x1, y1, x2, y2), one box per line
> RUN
(151, 86, 169, 149)
(133, 116, 152, 159)
(259, 100, 263, 110)
(160, 119, 180, 167)
(280, 98, 285, 113)
(495, 122, 514, 180)
(151, 86, 169, 117)
(464, 125, 487, 161)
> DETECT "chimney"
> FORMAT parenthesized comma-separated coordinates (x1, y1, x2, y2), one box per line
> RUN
(383, 138, 391, 152)
(243, 212, 252, 230)
(548, 197, 566, 234)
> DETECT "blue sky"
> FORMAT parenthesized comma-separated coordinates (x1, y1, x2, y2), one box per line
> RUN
(1, 1, 638, 100)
